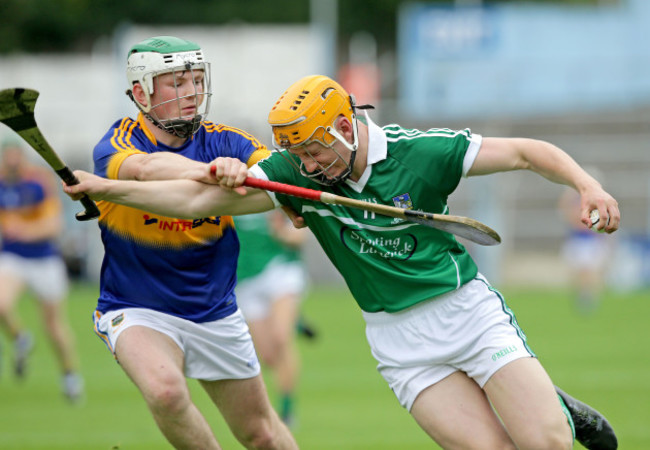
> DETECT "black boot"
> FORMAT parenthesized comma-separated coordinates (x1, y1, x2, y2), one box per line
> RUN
(555, 386, 618, 450)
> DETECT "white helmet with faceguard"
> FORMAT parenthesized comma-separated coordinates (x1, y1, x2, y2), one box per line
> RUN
(126, 36, 212, 139)
(268, 75, 366, 186)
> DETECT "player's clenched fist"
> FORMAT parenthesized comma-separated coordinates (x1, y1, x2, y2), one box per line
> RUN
(208, 157, 248, 195)
(62, 170, 113, 201)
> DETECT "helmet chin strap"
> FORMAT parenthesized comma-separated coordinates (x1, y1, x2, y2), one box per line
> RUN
(317, 94, 372, 185)
(314, 115, 360, 186)
(337, 145, 357, 184)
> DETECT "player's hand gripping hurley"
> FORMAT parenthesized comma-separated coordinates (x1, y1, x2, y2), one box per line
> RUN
(0, 88, 100, 221)
(210, 164, 501, 246)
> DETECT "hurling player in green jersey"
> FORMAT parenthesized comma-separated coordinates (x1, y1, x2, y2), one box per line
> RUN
(235, 210, 311, 427)
(65, 75, 620, 450)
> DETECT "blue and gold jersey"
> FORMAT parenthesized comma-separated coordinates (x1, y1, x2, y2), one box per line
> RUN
(93, 113, 270, 322)
(0, 167, 60, 258)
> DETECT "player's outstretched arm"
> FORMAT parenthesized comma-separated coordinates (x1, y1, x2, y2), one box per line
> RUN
(117, 151, 209, 182)
(63, 170, 275, 218)
(118, 151, 254, 187)
(468, 137, 620, 233)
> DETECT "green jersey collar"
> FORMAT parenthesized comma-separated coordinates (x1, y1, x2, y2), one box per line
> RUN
(365, 112, 388, 166)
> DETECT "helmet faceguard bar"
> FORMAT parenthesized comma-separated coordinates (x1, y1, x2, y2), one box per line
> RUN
(142, 63, 212, 139)
(273, 115, 359, 186)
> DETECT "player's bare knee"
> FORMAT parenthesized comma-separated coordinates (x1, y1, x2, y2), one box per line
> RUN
(517, 425, 572, 450)
(436, 433, 516, 450)
(43, 317, 60, 336)
(235, 423, 278, 450)
(259, 352, 277, 367)
(246, 430, 277, 450)
(259, 340, 283, 366)
(145, 383, 191, 416)
(273, 332, 291, 353)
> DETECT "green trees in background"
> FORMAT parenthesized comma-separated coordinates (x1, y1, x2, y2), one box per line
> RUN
(0, 0, 602, 54)
(0, 0, 305, 53)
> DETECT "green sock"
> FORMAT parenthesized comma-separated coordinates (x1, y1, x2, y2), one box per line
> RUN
(557, 393, 576, 440)
(279, 394, 294, 420)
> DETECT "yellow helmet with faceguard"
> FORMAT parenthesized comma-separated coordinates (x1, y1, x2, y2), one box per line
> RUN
(269, 75, 356, 151)
(268, 75, 359, 186)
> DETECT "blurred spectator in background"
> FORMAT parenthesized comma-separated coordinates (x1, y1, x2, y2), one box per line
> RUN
(558, 167, 614, 314)
(235, 209, 313, 427)
(0, 139, 83, 402)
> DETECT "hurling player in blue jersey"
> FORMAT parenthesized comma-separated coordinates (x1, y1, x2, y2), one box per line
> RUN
(88, 36, 296, 449)
(0, 140, 83, 401)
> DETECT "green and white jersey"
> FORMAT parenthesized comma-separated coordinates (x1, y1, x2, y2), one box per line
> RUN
(234, 212, 301, 282)
(251, 116, 482, 313)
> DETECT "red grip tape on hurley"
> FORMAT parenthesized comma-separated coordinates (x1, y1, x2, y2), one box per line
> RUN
(209, 165, 323, 201)
(243, 177, 323, 201)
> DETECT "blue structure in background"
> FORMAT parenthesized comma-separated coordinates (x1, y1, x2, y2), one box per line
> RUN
(398, 0, 650, 120)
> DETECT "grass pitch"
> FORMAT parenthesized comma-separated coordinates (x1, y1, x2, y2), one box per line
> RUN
(0, 282, 648, 449)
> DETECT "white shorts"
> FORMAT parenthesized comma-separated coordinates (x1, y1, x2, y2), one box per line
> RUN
(363, 274, 534, 412)
(236, 259, 308, 322)
(93, 308, 260, 381)
(0, 252, 68, 302)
